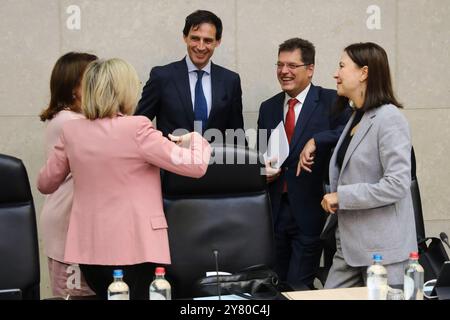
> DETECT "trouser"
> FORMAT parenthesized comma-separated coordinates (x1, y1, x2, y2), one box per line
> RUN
(47, 257, 95, 298)
(80, 262, 158, 300)
(274, 194, 322, 289)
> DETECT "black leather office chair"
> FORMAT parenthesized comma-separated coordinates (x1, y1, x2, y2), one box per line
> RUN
(162, 145, 275, 299)
(0, 154, 40, 299)
(410, 148, 449, 281)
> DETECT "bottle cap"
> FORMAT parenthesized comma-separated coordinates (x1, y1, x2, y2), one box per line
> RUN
(113, 269, 123, 277)
(155, 267, 166, 275)
(373, 254, 383, 261)
(409, 251, 419, 259)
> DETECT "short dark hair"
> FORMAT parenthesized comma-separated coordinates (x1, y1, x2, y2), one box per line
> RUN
(278, 38, 315, 65)
(183, 10, 222, 40)
(336, 42, 402, 113)
(40, 52, 97, 121)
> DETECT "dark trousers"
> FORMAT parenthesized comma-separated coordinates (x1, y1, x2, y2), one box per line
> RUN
(274, 194, 322, 289)
(80, 262, 157, 300)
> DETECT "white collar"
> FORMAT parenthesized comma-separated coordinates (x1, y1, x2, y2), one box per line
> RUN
(285, 83, 312, 104)
(185, 55, 211, 75)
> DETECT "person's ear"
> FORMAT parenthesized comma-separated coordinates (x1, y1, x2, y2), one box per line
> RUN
(360, 66, 368, 82)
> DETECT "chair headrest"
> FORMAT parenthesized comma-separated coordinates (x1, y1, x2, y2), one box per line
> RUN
(162, 145, 266, 197)
(0, 154, 33, 203)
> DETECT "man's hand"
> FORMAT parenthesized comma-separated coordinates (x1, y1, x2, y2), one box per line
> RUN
(265, 158, 281, 183)
(296, 138, 316, 176)
(321, 192, 339, 214)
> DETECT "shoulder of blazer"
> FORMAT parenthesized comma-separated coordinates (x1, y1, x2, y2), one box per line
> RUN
(259, 92, 285, 113)
(368, 103, 404, 120)
(150, 59, 187, 78)
(311, 84, 337, 104)
(61, 117, 85, 133)
(211, 62, 240, 81)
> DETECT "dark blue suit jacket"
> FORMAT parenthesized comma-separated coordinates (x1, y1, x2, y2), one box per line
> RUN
(257, 84, 350, 236)
(135, 58, 244, 138)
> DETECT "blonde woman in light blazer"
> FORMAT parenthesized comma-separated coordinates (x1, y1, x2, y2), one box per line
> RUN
(320, 43, 417, 288)
(38, 58, 211, 299)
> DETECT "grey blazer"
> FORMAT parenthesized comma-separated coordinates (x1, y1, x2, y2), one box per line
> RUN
(329, 104, 417, 266)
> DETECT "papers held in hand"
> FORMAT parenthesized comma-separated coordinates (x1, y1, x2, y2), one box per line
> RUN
(263, 121, 289, 169)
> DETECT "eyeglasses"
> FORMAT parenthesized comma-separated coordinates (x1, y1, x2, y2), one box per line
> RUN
(276, 62, 311, 70)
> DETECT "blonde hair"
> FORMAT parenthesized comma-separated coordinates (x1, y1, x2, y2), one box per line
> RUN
(81, 58, 140, 119)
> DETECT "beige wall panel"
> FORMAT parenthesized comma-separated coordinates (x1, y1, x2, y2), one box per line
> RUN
(0, 0, 60, 116)
(236, 0, 397, 112)
(59, 0, 237, 84)
(404, 109, 450, 222)
(397, 0, 450, 108)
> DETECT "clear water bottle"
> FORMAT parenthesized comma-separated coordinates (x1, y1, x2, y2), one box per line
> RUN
(367, 254, 388, 300)
(404, 251, 424, 300)
(149, 267, 171, 300)
(107, 269, 129, 300)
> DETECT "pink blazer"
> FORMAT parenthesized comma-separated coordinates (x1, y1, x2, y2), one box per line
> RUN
(38, 115, 211, 265)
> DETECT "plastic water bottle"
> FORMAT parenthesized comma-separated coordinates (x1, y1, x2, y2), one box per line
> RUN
(149, 267, 171, 300)
(107, 269, 129, 300)
(404, 251, 424, 300)
(367, 254, 388, 300)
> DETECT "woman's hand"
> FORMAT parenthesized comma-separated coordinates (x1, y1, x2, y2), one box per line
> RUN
(169, 132, 192, 148)
(296, 138, 316, 175)
(321, 192, 339, 214)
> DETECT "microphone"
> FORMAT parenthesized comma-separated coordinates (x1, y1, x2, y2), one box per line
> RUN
(440, 232, 450, 249)
(213, 249, 221, 300)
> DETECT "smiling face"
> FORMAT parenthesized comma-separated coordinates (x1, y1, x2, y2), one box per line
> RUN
(277, 49, 314, 97)
(334, 51, 367, 104)
(184, 22, 221, 69)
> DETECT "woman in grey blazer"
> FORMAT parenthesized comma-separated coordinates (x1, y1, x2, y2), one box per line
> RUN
(321, 42, 417, 288)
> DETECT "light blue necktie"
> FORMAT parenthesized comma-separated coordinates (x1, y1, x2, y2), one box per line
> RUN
(194, 70, 207, 133)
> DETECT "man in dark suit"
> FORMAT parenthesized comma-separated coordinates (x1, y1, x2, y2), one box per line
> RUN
(135, 10, 245, 144)
(257, 38, 350, 289)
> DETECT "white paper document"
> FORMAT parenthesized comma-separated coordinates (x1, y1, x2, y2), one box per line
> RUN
(263, 121, 289, 169)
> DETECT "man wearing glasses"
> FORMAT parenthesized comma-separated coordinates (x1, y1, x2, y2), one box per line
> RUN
(257, 38, 350, 289)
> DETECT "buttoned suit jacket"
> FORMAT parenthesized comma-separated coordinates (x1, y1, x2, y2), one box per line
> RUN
(135, 58, 244, 139)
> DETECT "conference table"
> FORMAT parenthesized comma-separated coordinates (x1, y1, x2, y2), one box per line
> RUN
(283, 287, 368, 300)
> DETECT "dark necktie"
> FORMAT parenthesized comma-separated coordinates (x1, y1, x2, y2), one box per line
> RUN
(194, 70, 208, 133)
(283, 98, 298, 193)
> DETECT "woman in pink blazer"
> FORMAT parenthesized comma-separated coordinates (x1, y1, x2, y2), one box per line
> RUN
(39, 52, 97, 298)
(37, 58, 211, 299)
